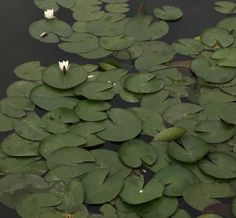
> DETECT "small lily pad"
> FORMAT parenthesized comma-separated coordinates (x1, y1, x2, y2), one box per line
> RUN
(154, 5, 183, 21)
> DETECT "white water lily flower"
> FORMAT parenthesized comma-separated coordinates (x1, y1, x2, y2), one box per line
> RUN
(44, 9, 55, 19)
(58, 60, 71, 73)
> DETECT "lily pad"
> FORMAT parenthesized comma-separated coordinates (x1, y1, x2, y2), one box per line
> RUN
(119, 139, 157, 168)
(34, 0, 76, 10)
(105, 3, 129, 14)
(120, 174, 164, 205)
(0, 112, 15, 132)
(168, 135, 210, 163)
(214, 1, 236, 14)
(73, 6, 105, 22)
(153, 5, 183, 21)
(212, 48, 236, 67)
(199, 152, 236, 179)
(154, 127, 186, 142)
(42, 64, 87, 89)
(96, 108, 142, 142)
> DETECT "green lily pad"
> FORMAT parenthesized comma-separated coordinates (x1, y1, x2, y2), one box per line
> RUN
(0, 97, 35, 118)
(217, 17, 236, 32)
(124, 73, 164, 94)
(119, 139, 157, 168)
(81, 168, 124, 204)
(29, 19, 72, 43)
(91, 149, 131, 178)
(96, 108, 142, 142)
(154, 127, 186, 142)
(191, 58, 236, 83)
(34, 0, 75, 10)
(42, 64, 87, 89)
(86, 13, 128, 36)
(214, 1, 236, 14)
(14, 61, 45, 81)
(0, 112, 15, 132)
(74, 81, 115, 100)
(134, 196, 178, 218)
(183, 183, 235, 210)
(59, 33, 99, 54)
(80, 47, 112, 59)
(153, 5, 183, 21)
(212, 48, 236, 67)
(173, 38, 204, 57)
(195, 120, 235, 143)
(14, 112, 49, 141)
(74, 100, 111, 122)
(30, 84, 78, 111)
(171, 209, 191, 218)
(154, 164, 197, 196)
(71, 122, 105, 147)
(100, 35, 135, 51)
(39, 132, 86, 158)
(46, 147, 95, 169)
(125, 15, 169, 41)
(1, 133, 39, 157)
(105, 3, 129, 13)
(168, 135, 210, 163)
(199, 152, 236, 179)
(7, 81, 38, 98)
(201, 27, 234, 48)
(163, 103, 202, 125)
(120, 174, 164, 205)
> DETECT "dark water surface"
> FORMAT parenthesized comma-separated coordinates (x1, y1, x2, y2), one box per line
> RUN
(0, 0, 226, 217)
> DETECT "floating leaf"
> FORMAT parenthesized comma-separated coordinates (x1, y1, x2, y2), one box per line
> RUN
(183, 183, 235, 210)
(96, 108, 142, 142)
(154, 127, 186, 142)
(171, 209, 191, 218)
(39, 132, 86, 158)
(212, 48, 236, 67)
(153, 5, 183, 21)
(168, 135, 209, 163)
(42, 64, 87, 89)
(0, 112, 15, 132)
(125, 15, 169, 41)
(105, 3, 129, 13)
(120, 174, 164, 204)
(214, 1, 236, 14)
(34, 0, 76, 11)
(199, 152, 236, 179)
(81, 168, 124, 204)
(119, 139, 157, 168)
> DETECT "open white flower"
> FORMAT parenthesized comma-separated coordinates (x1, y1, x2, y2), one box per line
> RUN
(44, 9, 55, 19)
(58, 60, 71, 73)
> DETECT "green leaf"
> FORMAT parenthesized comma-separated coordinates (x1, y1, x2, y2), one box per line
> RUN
(154, 164, 197, 196)
(0, 97, 35, 118)
(30, 84, 78, 111)
(201, 27, 234, 48)
(0, 112, 15, 132)
(154, 127, 186, 142)
(119, 139, 157, 168)
(14, 61, 45, 81)
(91, 149, 131, 178)
(73, 6, 105, 22)
(212, 48, 236, 67)
(134, 197, 178, 218)
(120, 174, 164, 205)
(42, 64, 87, 89)
(14, 112, 49, 141)
(183, 183, 235, 210)
(153, 5, 183, 21)
(81, 168, 124, 204)
(199, 152, 236, 179)
(217, 17, 236, 32)
(39, 132, 86, 158)
(195, 120, 235, 143)
(29, 19, 72, 43)
(1, 133, 39, 157)
(96, 108, 142, 142)
(168, 135, 209, 163)
(74, 100, 111, 121)
(214, 1, 236, 14)
(79, 47, 112, 59)
(75, 81, 115, 100)
(100, 35, 135, 51)
(46, 147, 95, 169)
(59, 33, 99, 54)
(125, 15, 169, 41)
(124, 73, 164, 94)
(171, 209, 191, 218)
(163, 103, 202, 125)
(191, 58, 236, 83)
(34, 0, 76, 11)
(173, 38, 203, 57)
(105, 3, 129, 13)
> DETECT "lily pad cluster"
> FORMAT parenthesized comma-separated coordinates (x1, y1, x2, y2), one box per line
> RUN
(1, 0, 236, 218)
